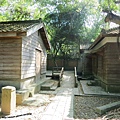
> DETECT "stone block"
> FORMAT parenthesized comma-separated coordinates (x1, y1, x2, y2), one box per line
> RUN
(1, 86, 16, 115)
(16, 89, 29, 105)
(95, 101, 120, 115)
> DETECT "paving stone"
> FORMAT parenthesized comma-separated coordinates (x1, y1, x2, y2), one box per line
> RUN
(40, 114, 53, 120)
(80, 80, 120, 96)
(41, 72, 75, 120)
(3, 71, 75, 120)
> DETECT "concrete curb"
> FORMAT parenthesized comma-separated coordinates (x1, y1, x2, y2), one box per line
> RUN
(95, 101, 120, 115)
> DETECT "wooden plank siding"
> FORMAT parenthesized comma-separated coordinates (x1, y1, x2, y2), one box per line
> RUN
(41, 57, 47, 74)
(0, 38, 21, 79)
(97, 55, 104, 81)
(89, 27, 120, 92)
(47, 58, 78, 70)
(21, 31, 47, 79)
(82, 54, 92, 76)
(104, 43, 120, 85)
(92, 55, 98, 76)
(92, 42, 120, 85)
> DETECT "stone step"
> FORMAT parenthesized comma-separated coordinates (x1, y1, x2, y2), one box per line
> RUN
(50, 81, 59, 91)
(16, 79, 47, 105)
(87, 80, 98, 86)
(41, 80, 55, 90)
(16, 89, 29, 105)
(41, 80, 59, 91)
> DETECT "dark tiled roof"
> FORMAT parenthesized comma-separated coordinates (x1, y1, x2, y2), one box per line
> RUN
(0, 19, 51, 50)
(105, 27, 120, 35)
(0, 19, 42, 32)
(89, 26, 120, 50)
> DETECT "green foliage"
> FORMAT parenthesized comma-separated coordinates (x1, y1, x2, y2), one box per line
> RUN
(0, 0, 8, 7)
(0, 0, 109, 60)
(44, 0, 106, 60)
(0, 0, 44, 21)
(99, 0, 119, 12)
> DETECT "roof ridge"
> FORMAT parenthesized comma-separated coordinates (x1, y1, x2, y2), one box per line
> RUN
(105, 26, 120, 33)
(0, 19, 43, 32)
(0, 18, 42, 24)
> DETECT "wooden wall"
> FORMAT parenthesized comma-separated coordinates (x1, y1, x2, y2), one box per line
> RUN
(91, 42, 120, 92)
(0, 30, 47, 89)
(21, 31, 47, 80)
(104, 43, 120, 85)
(92, 55, 98, 76)
(0, 37, 21, 79)
(92, 43, 120, 85)
(82, 53, 92, 77)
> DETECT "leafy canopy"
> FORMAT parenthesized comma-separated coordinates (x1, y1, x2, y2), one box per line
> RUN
(0, 0, 107, 59)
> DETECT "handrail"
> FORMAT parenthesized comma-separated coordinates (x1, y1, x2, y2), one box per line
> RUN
(52, 67, 64, 87)
(74, 67, 78, 87)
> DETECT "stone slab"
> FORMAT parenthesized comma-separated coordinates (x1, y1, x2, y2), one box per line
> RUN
(80, 80, 120, 96)
(95, 101, 120, 115)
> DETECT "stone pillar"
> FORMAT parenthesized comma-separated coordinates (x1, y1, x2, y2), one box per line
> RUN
(1, 86, 16, 115)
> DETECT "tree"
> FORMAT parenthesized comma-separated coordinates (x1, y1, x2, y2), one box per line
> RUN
(0, 0, 47, 21)
(0, 0, 105, 65)
(44, 0, 89, 63)
(44, 0, 104, 64)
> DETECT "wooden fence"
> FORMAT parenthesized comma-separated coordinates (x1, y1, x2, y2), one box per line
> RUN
(47, 58, 79, 70)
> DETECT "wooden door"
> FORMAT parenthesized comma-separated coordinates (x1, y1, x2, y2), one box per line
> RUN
(35, 49, 41, 83)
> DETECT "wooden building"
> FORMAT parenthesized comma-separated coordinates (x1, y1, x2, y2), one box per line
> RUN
(80, 44, 92, 77)
(89, 27, 120, 93)
(0, 19, 50, 90)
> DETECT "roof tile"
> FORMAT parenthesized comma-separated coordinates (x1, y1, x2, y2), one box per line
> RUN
(0, 19, 41, 32)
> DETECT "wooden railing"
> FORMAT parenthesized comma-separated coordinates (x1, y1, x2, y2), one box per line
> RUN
(74, 67, 78, 87)
(52, 67, 64, 87)
(59, 67, 64, 80)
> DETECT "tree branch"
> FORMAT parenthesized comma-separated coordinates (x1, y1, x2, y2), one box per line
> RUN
(105, 12, 120, 25)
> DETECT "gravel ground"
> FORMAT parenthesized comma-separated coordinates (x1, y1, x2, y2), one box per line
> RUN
(0, 94, 54, 120)
(0, 70, 119, 120)
(74, 96, 120, 120)
(0, 94, 119, 120)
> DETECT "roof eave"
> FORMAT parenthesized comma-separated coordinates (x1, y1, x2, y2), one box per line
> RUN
(89, 27, 120, 50)
(89, 34, 104, 50)
(89, 33, 120, 50)
(0, 31, 26, 38)
(39, 27, 51, 50)
(26, 23, 43, 36)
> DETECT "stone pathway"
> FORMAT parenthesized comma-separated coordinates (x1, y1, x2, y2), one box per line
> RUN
(40, 71, 74, 120)
(0, 71, 75, 120)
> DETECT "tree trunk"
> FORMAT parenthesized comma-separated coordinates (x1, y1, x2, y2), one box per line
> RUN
(105, 12, 120, 25)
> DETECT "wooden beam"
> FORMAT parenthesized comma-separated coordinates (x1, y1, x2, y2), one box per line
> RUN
(0, 32, 17, 37)
(90, 37, 118, 52)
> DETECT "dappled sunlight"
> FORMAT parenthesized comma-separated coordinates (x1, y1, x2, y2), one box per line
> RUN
(57, 88, 73, 95)
(61, 71, 75, 88)
(63, 75, 71, 81)
(39, 71, 74, 120)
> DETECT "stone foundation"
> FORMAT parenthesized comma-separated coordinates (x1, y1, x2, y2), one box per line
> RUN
(100, 81, 120, 93)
